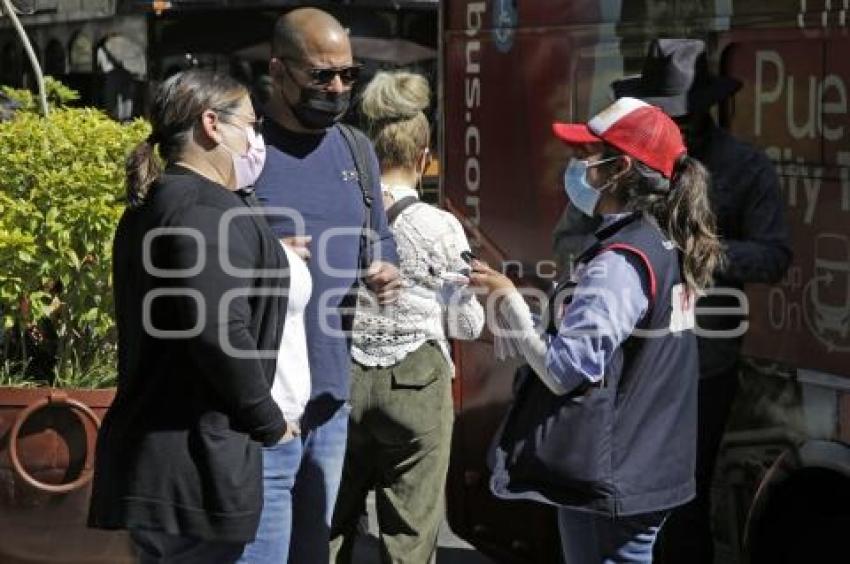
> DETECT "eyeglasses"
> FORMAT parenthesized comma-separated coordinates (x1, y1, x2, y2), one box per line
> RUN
(284, 58, 362, 86)
(215, 108, 263, 134)
(584, 155, 620, 168)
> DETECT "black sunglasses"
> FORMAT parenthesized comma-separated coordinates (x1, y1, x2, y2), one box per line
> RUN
(284, 58, 362, 86)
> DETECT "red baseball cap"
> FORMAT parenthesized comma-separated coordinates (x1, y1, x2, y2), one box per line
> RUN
(552, 97, 686, 178)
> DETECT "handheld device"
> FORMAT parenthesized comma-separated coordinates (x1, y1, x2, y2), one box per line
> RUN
(440, 271, 470, 285)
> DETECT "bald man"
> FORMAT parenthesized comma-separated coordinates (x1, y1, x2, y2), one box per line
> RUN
(245, 8, 400, 563)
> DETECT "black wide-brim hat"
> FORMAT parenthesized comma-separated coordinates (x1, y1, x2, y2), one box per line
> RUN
(611, 38, 742, 117)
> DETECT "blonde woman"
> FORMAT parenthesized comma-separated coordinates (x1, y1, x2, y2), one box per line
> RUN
(329, 71, 484, 563)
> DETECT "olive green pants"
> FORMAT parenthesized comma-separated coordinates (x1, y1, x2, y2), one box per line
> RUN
(330, 341, 454, 564)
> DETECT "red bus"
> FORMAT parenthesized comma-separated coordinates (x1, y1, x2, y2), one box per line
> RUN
(441, 1, 850, 562)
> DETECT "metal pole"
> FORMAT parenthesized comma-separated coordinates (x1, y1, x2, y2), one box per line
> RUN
(0, 0, 49, 116)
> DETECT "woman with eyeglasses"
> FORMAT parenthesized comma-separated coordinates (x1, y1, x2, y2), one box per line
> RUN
(469, 97, 723, 563)
(88, 69, 312, 563)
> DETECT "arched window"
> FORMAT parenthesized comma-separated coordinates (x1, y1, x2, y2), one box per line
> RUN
(45, 39, 66, 77)
(1, 42, 22, 87)
(95, 34, 145, 121)
(21, 41, 41, 90)
(69, 32, 93, 73)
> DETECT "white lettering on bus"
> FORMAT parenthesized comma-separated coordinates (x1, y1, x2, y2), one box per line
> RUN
(822, 74, 848, 142)
(465, 126, 480, 191)
(753, 48, 849, 225)
(755, 49, 848, 141)
(765, 146, 823, 225)
(840, 151, 850, 211)
(464, 2, 485, 235)
(755, 50, 783, 137)
(764, 147, 850, 225)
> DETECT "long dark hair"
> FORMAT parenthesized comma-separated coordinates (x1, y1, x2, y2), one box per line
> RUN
(125, 69, 248, 207)
(608, 152, 723, 293)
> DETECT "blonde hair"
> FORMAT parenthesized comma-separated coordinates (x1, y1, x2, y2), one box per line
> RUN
(359, 71, 430, 170)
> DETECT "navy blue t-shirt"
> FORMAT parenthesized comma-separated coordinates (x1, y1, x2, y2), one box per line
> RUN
(254, 120, 398, 401)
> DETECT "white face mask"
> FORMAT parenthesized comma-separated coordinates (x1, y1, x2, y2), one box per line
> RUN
(220, 124, 267, 190)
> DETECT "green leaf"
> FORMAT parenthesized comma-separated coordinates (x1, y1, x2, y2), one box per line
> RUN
(0, 81, 147, 388)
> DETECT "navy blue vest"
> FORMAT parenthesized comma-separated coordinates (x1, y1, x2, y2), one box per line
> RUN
(490, 214, 698, 516)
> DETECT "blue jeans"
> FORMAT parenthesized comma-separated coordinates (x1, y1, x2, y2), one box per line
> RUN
(237, 436, 303, 563)
(288, 398, 350, 564)
(558, 508, 668, 564)
(131, 528, 244, 563)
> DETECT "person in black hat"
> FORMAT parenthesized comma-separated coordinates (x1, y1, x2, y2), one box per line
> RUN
(609, 38, 792, 564)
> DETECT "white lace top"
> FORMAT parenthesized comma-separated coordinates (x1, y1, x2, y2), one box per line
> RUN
(351, 186, 485, 368)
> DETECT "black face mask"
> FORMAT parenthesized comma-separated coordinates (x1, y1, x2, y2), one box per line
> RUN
(290, 85, 351, 130)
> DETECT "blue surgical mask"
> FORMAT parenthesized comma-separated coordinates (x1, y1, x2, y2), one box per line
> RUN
(563, 157, 618, 216)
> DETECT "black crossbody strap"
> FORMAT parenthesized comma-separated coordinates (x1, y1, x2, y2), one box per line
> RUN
(386, 196, 422, 225)
(337, 124, 374, 271)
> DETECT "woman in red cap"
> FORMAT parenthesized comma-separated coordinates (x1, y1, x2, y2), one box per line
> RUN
(470, 97, 722, 563)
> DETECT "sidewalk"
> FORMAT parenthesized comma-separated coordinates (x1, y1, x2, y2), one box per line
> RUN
(352, 492, 494, 563)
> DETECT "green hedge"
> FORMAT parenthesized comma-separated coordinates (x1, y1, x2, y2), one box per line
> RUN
(0, 79, 149, 387)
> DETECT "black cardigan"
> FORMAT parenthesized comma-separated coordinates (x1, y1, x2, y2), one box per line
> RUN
(89, 166, 290, 542)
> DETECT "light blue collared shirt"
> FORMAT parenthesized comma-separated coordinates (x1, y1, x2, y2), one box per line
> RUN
(544, 214, 650, 393)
